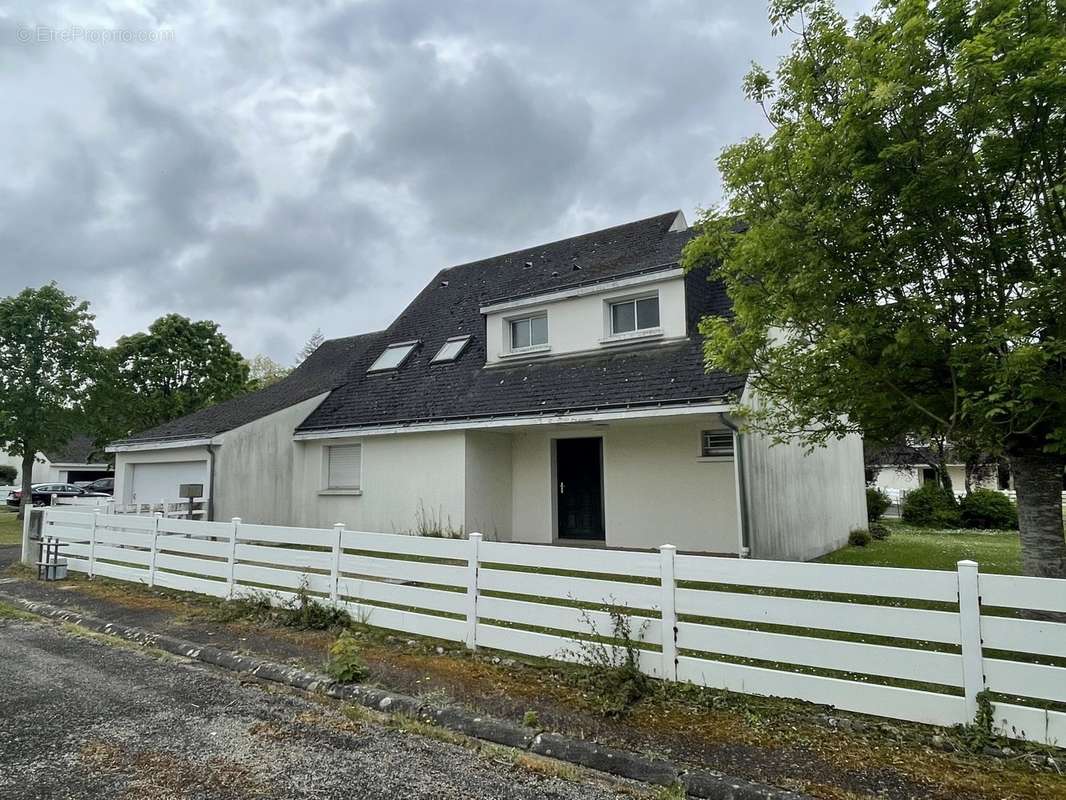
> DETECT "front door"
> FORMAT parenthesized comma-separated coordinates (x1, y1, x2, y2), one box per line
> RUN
(556, 437, 605, 540)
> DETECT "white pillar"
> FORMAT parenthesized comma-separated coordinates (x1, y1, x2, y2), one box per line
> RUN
(330, 523, 344, 607)
(227, 517, 241, 599)
(88, 509, 100, 578)
(957, 559, 985, 721)
(147, 512, 162, 588)
(659, 544, 678, 681)
(466, 533, 482, 651)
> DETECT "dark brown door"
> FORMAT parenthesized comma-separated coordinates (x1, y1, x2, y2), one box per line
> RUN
(556, 437, 605, 540)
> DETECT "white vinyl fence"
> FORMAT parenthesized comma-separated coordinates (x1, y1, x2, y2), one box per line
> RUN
(37, 508, 1066, 747)
(51, 494, 207, 518)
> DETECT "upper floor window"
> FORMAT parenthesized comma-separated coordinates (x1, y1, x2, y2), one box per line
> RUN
(609, 295, 660, 335)
(510, 314, 548, 350)
(431, 335, 471, 363)
(368, 341, 418, 372)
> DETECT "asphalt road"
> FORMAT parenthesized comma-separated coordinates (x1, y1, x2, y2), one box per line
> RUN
(0, 616, 646, 800)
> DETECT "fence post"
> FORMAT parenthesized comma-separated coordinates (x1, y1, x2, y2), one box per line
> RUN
(88, 509, 100, 578)
(659, 544, 678, 681)
(227, 517, 241, 599)
(957, 559, 985, 722)
(147, 512, 162, 588)
(466, 532, 482, 651)
(330, 523, 344, 607)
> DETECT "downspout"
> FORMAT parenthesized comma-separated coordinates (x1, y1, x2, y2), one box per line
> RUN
(206, 444, 217, 522)
(720, 413, 751, 558)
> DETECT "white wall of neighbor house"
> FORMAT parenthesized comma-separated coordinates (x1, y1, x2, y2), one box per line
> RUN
(871, 465, 922, 493)
(484, 275, 688, 364)
(0, 451, 50, 484)
(464, 431, 513, 541)
(509, 418, 740, 554)
(291, 430, 467, 533)
(213, 393, 329, 525)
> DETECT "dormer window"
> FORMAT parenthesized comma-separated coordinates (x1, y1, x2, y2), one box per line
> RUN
(431, 335, 471, 363)
(609, 295, 660, 335)
(368, 341, 418, 372)
(509, 314, 548, 350)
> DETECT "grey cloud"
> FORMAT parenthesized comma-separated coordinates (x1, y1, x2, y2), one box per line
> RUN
(0, 0, 876, 361)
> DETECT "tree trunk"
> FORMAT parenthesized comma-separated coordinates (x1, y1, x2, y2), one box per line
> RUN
(1009, 450, 1066, 580)
(17, 446, 34, 522)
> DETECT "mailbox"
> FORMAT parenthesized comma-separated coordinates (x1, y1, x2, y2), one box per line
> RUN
(179, 483, 204, 500)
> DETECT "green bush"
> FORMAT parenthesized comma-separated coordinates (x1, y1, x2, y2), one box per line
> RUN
(865, 487, 890, 522)
(901, 483, 961, 528)
(326, 631, 369, 683)
(959, 489, 1018, 530)
(869, 522, 890, 540)
(0, 465, 16, 484)
(848, 528, 872, 547)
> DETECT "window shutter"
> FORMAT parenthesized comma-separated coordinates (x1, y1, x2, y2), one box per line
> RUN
(701, 430, 734, 458)
(327, 445, 361, 489)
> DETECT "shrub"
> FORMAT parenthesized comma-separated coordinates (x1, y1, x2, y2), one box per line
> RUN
(568, 605, 650, 717)
(901, 483, 961, 528)
(865, 487, 890, 522)
(0, 465, 16, 484)
(848, 528, 872, 547)
(959, 489, 1018, 530)
(868, 522, 890, 540)
(326, 630, 369, 683)
(522, 709, 540, 728)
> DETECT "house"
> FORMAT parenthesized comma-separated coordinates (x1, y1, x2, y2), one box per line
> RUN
(109, 211, 866, 560)
(0, 434, 112, 486)
(865, 444, 1008, 496)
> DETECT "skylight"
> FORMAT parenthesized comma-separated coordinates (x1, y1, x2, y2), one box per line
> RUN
(431, 335, 470, 363)
(368, 341, 418, 372)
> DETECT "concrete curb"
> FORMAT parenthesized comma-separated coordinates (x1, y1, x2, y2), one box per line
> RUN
(1, 592, 810, 800)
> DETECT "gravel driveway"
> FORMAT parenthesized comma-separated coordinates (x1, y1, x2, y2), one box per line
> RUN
(0, 616, 649, 800)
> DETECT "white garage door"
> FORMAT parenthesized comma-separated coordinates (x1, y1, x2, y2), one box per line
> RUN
(130, 461, 207, 504)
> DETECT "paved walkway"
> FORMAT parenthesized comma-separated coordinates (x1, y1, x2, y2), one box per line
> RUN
(0, 615, 645, 800)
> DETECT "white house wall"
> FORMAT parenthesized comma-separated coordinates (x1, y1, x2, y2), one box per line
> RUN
(213, 393, 329, 525)
(291, 430, 467, 533)
(0, 452, 50, 484)
(509, 418, 740, 554)
(464, 431, 513, 541)
(484, 275, 688, 364)
(742, 423, 867, 561)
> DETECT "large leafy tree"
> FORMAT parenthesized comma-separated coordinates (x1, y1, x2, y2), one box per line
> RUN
(89, 314, 249, 443)
(685, 0, 1066, 577)
(0, 285, 100, 517)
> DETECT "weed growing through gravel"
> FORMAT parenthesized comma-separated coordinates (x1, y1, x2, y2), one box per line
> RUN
(210, 583, 350, 631)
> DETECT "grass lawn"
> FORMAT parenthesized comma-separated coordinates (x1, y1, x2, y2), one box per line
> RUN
(816, 519, 1022, 574)
(0, 510, 22, 546)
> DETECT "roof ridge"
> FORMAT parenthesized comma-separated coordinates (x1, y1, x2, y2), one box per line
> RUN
(439, 210, 682, 275)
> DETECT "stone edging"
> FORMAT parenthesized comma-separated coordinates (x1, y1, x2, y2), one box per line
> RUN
(1, 592, 810, 800)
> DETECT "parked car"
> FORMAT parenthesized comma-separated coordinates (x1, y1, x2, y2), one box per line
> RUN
(5, 483, 108, 508)
(84, 477, 114, 495)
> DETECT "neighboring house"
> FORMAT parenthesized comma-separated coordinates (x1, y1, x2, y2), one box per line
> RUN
(109, 211, 866, 560)
(865, 444, 1007, 495)
(0, 434, 112, 486)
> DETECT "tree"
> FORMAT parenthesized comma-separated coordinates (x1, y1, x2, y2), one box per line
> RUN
(685, 0, 1066, 578)
(244, 354, 290, 392)
(296, 329, 325, 365)
(0, 284, 100, 517)
(88, 314, 249, 443)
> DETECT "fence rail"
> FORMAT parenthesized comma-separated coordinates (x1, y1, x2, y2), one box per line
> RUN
(36, 508, 1066, 747)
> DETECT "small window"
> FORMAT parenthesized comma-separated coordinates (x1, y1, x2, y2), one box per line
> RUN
(368, 341, 418, 372)
(431, 335, 470, 363)
(510, 315, 548, 350)
(327, 445, 361, 489)
(700, 430, 734, 458)
(609, 295, 660, 335)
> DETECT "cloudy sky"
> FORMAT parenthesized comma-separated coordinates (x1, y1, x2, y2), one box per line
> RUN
(1, 1, 872, 364)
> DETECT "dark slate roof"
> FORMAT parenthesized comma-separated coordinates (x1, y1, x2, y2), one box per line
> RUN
(297, 211, 746, 433)
(44, 434, 106, 464)
(114, 331, 386, 444)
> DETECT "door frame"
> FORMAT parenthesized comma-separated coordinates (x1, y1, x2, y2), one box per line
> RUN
(550, 434, 606, 544)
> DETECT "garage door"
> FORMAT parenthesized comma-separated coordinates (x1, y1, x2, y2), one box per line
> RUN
(130, 461, 207, 504)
